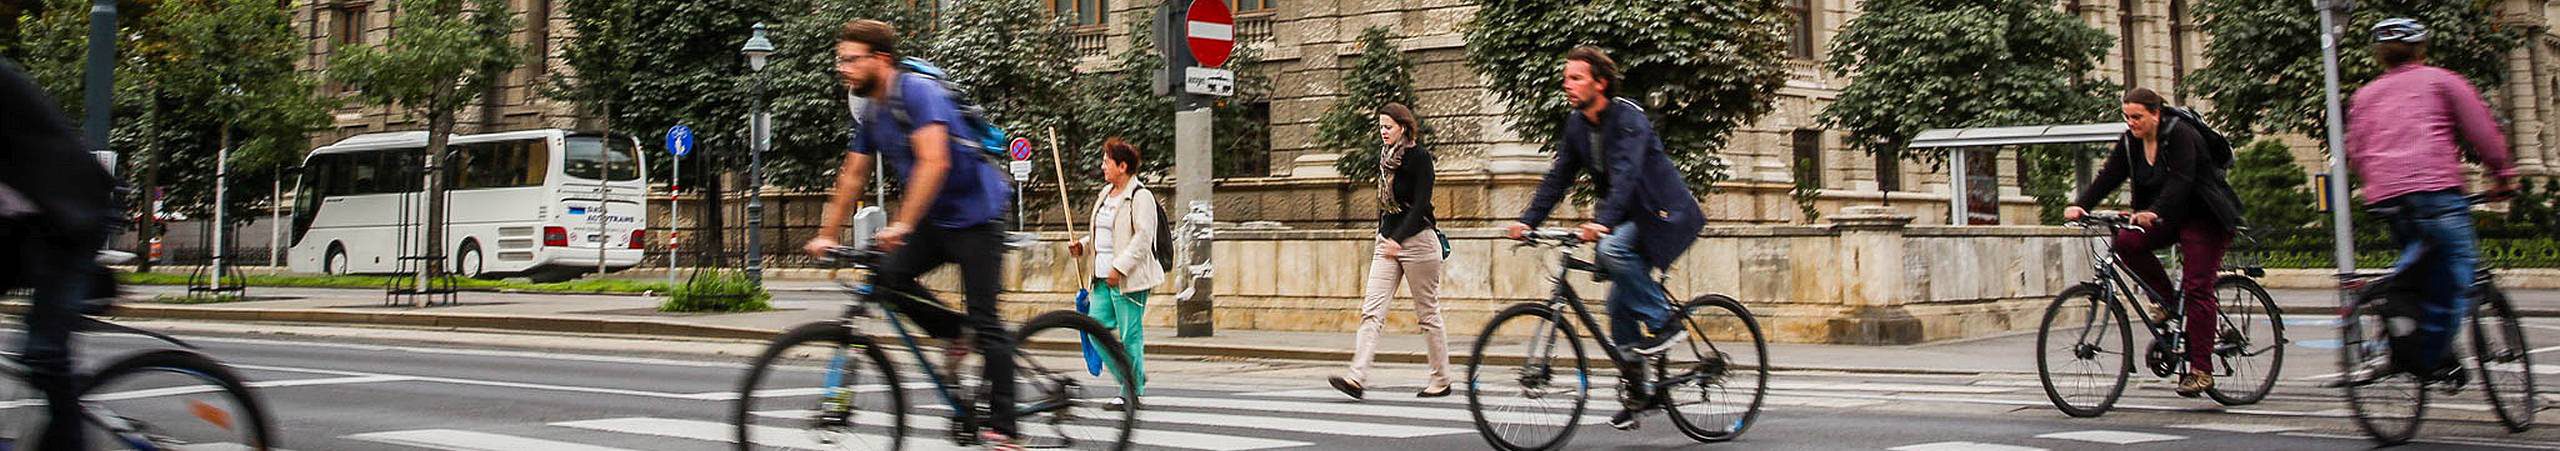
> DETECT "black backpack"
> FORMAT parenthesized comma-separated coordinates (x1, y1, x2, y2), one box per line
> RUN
(2163, 106, 2235, 171)
(1152, 199, 1175, 273)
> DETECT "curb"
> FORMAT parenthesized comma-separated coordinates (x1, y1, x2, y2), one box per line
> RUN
(5, 302, 2012, 376)
(2275, 304, 2560, 318)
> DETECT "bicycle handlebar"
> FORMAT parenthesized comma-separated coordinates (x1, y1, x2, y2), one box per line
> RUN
(1512, 229, 1586, 247)
(2065, 212, 2145, 234)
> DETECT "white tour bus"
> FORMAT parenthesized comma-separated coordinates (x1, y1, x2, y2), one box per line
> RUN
(289, 129, 647, 282)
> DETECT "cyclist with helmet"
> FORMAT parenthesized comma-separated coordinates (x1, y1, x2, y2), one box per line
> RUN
(2334, 18, 2521, 386)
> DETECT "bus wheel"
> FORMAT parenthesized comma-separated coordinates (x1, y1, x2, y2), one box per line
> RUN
(455, 241, 489, 279)
(324, 244, 349, 275)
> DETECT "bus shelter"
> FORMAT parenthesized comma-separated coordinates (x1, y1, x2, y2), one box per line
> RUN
(1905, 123, 2126, 225)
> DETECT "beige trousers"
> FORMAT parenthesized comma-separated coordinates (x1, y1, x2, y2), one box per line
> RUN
(1346, 230, 1449, 387)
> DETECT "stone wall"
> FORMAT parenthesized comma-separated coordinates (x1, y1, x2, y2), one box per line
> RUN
(899, 206, 2094, 345)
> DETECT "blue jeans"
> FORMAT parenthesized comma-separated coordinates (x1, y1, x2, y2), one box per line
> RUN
(1598, 221, 1674, 351)
(2382, 190, 2479, 372)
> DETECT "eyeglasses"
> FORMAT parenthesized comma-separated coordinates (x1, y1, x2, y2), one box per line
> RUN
(835, 53, 888, 65)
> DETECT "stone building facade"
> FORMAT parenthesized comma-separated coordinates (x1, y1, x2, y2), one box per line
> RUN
(292, 0, 2560, 229)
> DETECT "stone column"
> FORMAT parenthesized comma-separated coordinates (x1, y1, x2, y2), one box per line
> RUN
(1824, 205, 1920, 344)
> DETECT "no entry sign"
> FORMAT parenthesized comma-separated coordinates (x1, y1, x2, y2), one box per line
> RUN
(1185, 0, 1234, 69)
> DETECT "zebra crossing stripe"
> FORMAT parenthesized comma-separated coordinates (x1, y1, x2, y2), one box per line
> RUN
(345, 429, 640, 451)
(754, 409, 1313, 450)
(2167, 423, 2306, 434)
(1143, 395, 1606, 425)
(1088, 407, 1472, 438)
(1890, 442, 2047, 451)
(552, 417, 965, 451)
(167, 444, 287, 451)
(2033, 430, 2185, 445)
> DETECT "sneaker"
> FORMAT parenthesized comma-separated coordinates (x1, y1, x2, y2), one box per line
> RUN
(980, 431, 1026, 451)
(1328, 376, 1366, 400)
(1632, 320, 1688, 356)
(1103, 396, 1137, 412)
(1607, 409, 1641, 431)
(2174, 373, 2215, 398)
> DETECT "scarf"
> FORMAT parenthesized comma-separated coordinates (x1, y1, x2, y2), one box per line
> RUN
(1377, 142, 1409, 213)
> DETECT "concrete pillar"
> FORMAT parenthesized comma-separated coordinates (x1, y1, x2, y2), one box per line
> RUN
(1824, 205, 1921, 344)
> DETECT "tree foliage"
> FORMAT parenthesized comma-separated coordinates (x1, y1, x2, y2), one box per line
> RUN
(2227, 139, 2322, 228)
(1320, 27, 1418, 182)
(2190, 0, 2524, 140)
(1069, 9, 1272, 184)
(330, 0, 522, 133)
(1463, 0, 1792, 195)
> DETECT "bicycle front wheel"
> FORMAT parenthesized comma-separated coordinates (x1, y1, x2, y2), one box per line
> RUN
(1661, 294, 1767, 443)
(2036, 284, 2132, 417)
(2469, 285, 2539, 432)
(732, 322, 907, 451)
(1465, 303, 1591, 451)
(2207, 276, 2284, 406)
(79, 349, 275, 450)
(1007, 310, 1137, 451)
(2343, 287, 2426, 445)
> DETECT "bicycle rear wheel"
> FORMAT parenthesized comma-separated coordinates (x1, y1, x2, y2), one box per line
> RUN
(1465, 304, 1591, 451)
(2207, 276, 2284, 406)
(2342, 287, 2426, 445)
(1660, 294, 1766, 443)
(2036, 284, 2133, 417)
(732, 322, 907, 451)
(79, 349, 274, 450)
(2469, 285, 2538, 432)
(1006, 310, 1137, 451)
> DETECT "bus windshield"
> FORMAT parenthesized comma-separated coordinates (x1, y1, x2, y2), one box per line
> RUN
(563, 137, 641, 181)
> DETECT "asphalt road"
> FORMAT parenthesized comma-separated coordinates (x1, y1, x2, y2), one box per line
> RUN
(0, 318, 2554, 451)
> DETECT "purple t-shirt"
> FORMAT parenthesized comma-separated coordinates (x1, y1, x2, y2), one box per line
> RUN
(851, 72, 1011, 229)
(2345, 64, 2515, 203)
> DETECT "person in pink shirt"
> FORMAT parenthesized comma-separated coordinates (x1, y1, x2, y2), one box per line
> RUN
(2335, 18, 2521, 387)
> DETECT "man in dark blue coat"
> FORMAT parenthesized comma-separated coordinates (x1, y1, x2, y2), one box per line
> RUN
(1504, 46, 1708, 430)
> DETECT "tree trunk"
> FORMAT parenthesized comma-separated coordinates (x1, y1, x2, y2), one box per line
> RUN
(419, 94, 455, 300)
(701, 171, 725, 268)
(136, 135, 160, 273)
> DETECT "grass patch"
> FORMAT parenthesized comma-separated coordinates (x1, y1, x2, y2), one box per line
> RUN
(660, 270, 773, 313)
(118, 272, 668, 295)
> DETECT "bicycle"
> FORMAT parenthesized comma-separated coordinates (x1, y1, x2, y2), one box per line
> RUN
(2336, 193, 2539, 444)
(2035, 212, 2285, 417)
(1462, 229, 1767, 451)
(0, 308, 276, 450)
(730, 245, 1137, 450)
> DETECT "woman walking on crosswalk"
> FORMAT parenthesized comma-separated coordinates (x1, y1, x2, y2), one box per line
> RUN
(1329, 102, 1453, 400)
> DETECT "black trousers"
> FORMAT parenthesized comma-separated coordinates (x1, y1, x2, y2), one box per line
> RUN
(868, 222, 1016, 435)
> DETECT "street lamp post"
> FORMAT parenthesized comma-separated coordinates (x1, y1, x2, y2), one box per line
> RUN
(82, 0, 118, 172)
(741, 23, 775, 285)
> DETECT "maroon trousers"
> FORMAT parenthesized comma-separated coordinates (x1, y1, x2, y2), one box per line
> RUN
(2111, 217, 2233, 372)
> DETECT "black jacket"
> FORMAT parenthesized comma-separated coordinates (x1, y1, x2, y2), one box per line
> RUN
(1376, 145, 1435, 241)
(2073, 115, 2246, 229)
(0, 57, 113, 239)
(1520, 98, 1706, 269)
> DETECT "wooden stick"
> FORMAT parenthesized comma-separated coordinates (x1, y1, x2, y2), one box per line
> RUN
(1048, 127, 1090, 292)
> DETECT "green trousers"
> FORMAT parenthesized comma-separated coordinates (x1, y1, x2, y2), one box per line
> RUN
(1089, 279, 1148, 395)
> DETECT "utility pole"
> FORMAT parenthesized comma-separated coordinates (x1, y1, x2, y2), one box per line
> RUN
(2316, 0, 2358, 275)
(80, 0, 117, 171)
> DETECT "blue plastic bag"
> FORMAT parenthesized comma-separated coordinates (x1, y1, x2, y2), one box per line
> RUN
(1076, 289, 1102, 376)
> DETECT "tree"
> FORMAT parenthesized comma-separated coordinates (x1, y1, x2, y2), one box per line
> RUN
(1463, 0, 1791, 195)
(1070, 10, 1271, 186)
(2227, 139, 2321, 228)
(330, 0, 522, 284)
(2191, 0, 2524, 140)
(1319, 27, 1418, 182)
(912, 0, 1078, 211)
(1818, 0, 2118, 222)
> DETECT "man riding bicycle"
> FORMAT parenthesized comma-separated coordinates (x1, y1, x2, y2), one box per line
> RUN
(2335, 18, 2520, 386)
(1503, 46, 1707, 432)
(1, 56, 118, 451)
(801, 20, 1025, 451)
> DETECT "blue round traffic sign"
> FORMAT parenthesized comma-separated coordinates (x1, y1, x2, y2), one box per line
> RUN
(666, 125, 696, 157)
(1007, 138, 1033, 161)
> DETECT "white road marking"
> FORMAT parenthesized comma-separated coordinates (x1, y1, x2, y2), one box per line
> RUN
(1144, 395, 1606, 425)
(687, 382, 942, 401)
(2167, 422, 2307, 434)
(168, 444, 286, 451)
(554, 417, 962, 451)
(752, 409, 1311, 450)
(2284, 431, 2560, 450)
(0, 375, 413, 409)
(2033, 430, 2185, 444)
(1890, 441, 2047, 451)
(345, 429, 641, 451)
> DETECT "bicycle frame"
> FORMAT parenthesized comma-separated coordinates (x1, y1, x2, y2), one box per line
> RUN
(2066, 221, 2262, 378)
(2, 317, 222, 451)
(820, 281, 1074, 430)
(1518, 241, 1720, 390)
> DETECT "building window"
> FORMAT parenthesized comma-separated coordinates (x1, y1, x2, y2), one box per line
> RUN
(327, 5, 367, 94)
(2169, 0, 2189, 100)
(1231, 0, 1274, 14)
(1876, 147, 1902, 192)
(1786, 0, 1816, 59)
(2117, 0, 2139, 88)
(1792, 129, 1823, 189)
(1050, 0, 1106, 28)
(1217, 101, 1273, 178)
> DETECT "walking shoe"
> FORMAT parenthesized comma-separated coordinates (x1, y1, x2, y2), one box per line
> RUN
(1102, 396, 1137, 412)
(1607, 409, 1641, 431)
(980, 431, 1026, 451)
(1632, 320, 1689, 356)
(1328, 375, 1366, 400)
(1416, 384, 1452, 398)
(2174, 373, 2215, 398)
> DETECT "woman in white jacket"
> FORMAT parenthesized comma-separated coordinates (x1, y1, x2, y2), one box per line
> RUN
(1069, 137, 1162, 406)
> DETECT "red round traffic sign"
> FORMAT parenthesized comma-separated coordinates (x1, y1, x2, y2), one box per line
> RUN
(1185, 0, 1234, 69)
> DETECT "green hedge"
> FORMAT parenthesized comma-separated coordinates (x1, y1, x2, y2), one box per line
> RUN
(660, 270, 773, 313)
(2236, 228, 2560, 269)
(117, 272, 667, 295)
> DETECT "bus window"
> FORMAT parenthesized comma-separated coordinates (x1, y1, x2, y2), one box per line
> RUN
(563, 137, 640, 181)
(451, 141, 545, 189)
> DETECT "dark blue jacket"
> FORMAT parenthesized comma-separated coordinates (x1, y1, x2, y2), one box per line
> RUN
(1519, 98, 1706, 270)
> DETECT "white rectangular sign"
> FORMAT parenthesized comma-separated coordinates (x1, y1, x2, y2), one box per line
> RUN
(1010, 160, 1034, 182)
(1184, 67, 1236, 97)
